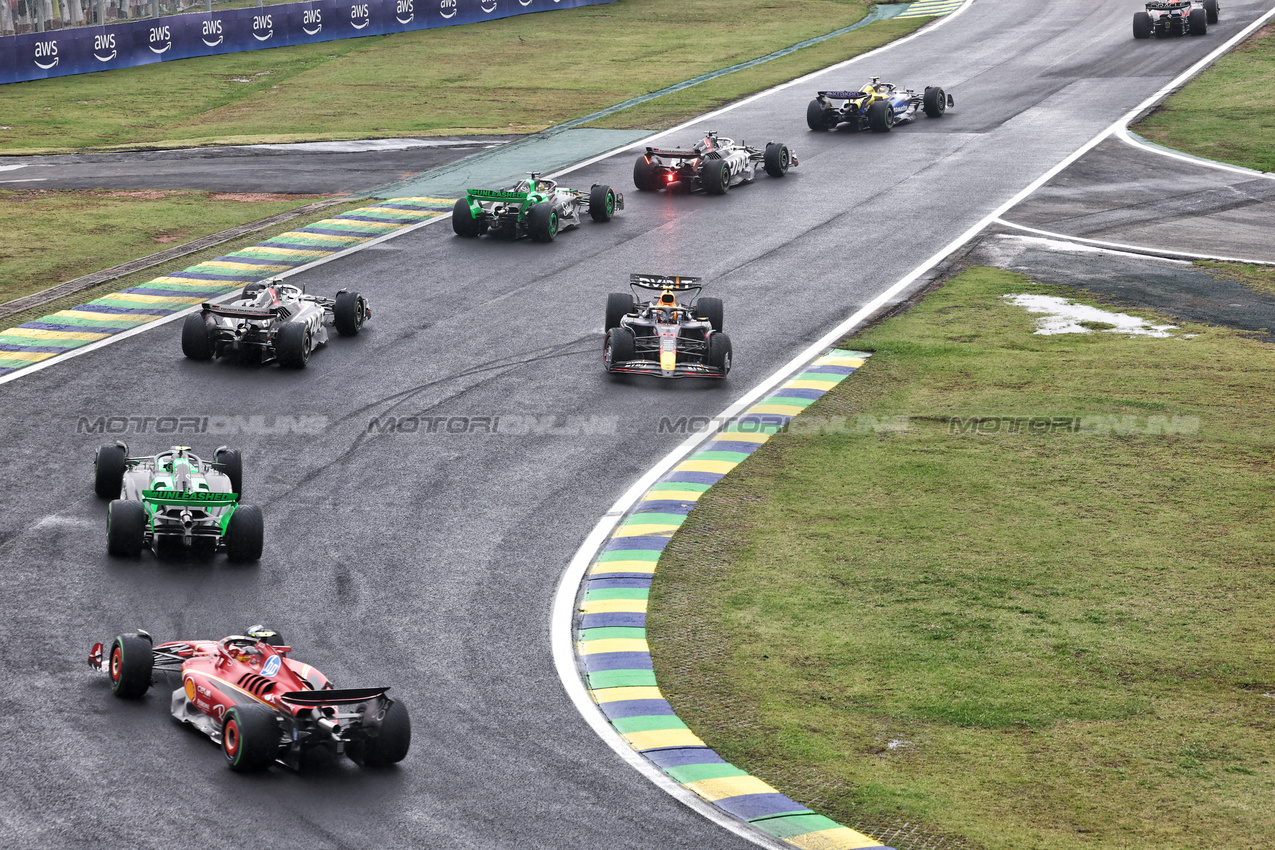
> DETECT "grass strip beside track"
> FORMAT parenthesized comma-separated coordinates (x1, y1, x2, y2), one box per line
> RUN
(1133, 23, 1275, 172)
(0, 0, 924, 153)
(648, 266, 1275, 850)
(0, 190, 339, 303)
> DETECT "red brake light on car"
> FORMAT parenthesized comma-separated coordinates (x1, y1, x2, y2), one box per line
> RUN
(666, 174, 674, 182)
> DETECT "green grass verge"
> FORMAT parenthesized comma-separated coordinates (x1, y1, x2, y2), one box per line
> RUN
(1133, 23, 1275, 172)
(0, 0, 923, 153)
(0, 189, 342, 304)
(649, 266, 1275, 850)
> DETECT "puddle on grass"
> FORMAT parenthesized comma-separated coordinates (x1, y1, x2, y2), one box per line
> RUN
(1004, 294, 1179, 337)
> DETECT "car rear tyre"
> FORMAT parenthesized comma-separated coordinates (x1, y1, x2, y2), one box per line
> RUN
(214, 448, 244, 497)
(181, 313, 214, 361)
(109, 634, 153, 699)
(1132, 11, 1153, 37)
(588, 185, 617, 222)
(707, 332, 732, 376)
(696, 297, 724, 333)
(277, 322, 311, 368)
(94, 444, 128, 499)
(225, 505, 264, 563)
(1189, 8, 1207, 33)
(1204, 0, 1219, 23)
(452, 199, 485, 237)
(633, 157, 658, 191)
(923, 87, 947, 118)
(107, 500, 147, 557)
(806, 99, 831, 131)
(604, 327, 636, 371)
(702, 159, 730, 195)
(763, 143, 791, 178)
(606, 293, 636, 331)
(867, 100, 895, 133)
(349, 700, 411, 767)
(334, 291, 367, 337)
(528, 203, 559, 242)
(222, 705, 279, 772)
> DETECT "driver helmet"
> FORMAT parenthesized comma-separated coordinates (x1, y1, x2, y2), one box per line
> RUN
(655, 292, 678, 323)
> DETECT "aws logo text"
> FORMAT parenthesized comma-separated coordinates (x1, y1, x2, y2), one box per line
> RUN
(303, 8, 322, 34)
(33, 39, 58, 69)
(252, 13, 273, 40)
(396, 0, 413, 23)
(201, 19, 223, 46)
(351, 3, 370, 28)
(149, 25, 171, 54)
(93, 33, 117, 62)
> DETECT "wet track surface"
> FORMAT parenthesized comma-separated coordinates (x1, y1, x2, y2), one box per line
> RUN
(3, 2, 1275, 847)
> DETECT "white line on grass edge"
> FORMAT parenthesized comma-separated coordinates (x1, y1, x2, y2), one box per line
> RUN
(549, 3, 1275, 847)
(1114, 126, 1275, 181)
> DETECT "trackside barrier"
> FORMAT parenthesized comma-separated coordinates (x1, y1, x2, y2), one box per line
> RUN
(0, 0, 614, 85)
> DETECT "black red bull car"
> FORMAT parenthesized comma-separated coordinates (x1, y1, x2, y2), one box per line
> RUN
(604, 274, 732, 379)
(1133, 0, 1217, 37)
(90, 626, 410, 772)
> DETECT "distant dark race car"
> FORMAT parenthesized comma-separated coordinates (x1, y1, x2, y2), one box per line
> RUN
(1133, 0, 1217, 37)
(181, 279, 369, 368)
(94, 443, 263, 562)
(452, 173, 622, 242)
(632, 132, 795, 195)
(604, 274, 732, 379)
(90, 625, 410, 773)
(807, 77, 952, 133)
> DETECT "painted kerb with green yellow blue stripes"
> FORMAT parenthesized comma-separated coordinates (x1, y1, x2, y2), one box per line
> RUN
(574, 349, 895, 850)
(0, 197, 455, 377)
(897, 0, 964, 18)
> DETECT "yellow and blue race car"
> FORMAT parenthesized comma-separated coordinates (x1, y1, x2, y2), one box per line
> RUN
(807, 77, 953, 133)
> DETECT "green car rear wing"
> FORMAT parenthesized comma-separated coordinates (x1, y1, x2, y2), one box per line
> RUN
(141, 489, 237, 508)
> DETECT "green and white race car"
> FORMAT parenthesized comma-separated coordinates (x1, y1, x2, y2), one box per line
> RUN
(452, 173, 623, 242)
(93, 443, 263, 562)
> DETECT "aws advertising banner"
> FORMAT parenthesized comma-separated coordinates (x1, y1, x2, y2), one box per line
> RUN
(1, 0, 613, 84)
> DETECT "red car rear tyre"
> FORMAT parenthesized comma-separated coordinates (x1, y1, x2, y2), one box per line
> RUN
(222, 705, 278, 772)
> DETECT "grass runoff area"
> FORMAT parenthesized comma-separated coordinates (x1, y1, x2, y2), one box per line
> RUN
(649, 265, 1275, 849)
(1134, 23, 1275, 172)
(0, 189, 343, 300)
(0, 0, 922, 153)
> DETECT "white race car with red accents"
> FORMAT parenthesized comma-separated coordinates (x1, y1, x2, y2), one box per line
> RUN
(90, 626, 409, 772)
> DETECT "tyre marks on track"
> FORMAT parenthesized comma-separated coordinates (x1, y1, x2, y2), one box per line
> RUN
(0, 197, 455, 379)
(573, 349, 894, 850)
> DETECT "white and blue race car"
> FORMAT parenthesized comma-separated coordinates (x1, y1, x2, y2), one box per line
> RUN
(807, 77, 953, 133)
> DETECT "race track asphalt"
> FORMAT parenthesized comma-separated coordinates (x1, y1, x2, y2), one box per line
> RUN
(3, 2, 1274, 847)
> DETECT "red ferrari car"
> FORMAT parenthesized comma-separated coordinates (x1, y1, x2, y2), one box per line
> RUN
(90, 626, 409, 772)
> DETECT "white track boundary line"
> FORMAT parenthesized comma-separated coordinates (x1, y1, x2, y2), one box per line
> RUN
(1114, 127, 1275, 181)
(551, 2, 1275, 845)
(994, 218, 1275, 265)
